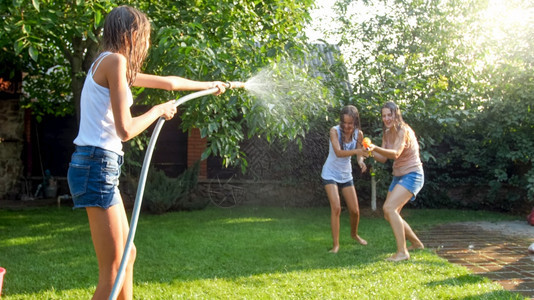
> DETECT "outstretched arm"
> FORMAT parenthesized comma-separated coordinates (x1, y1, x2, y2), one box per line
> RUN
(133, 73, 227, 95)
(96, 53, 229, 142)
(330, 127, 367, 158)
(369, 128, 405, 163)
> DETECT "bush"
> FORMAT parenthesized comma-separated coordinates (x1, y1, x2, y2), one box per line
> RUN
(145, 161, 205, 214)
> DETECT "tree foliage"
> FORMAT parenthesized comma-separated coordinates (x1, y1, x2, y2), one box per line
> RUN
(1, 0, 335, 170)
(1, 0, 109, 120)
(328, 0, 534, 209)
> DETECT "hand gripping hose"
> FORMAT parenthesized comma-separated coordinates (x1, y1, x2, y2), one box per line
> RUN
(109, 84, 232, 300)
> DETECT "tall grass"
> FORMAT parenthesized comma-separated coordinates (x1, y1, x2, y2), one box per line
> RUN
(0, 206, 524, 299)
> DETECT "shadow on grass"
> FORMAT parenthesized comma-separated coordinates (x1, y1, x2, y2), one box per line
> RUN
(426, 273, 487, 287)
(0, 205, 517, 298)
(0, 207, 97, 296)
(134, 206, 382, 282)
(1, 205, 392, 296)
(132, 206, 461, 285)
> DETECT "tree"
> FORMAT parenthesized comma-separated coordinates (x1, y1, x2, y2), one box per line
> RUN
(1, 0, 335, 169)
(329, 0, 534, 208)
(1, 0, 109, 120)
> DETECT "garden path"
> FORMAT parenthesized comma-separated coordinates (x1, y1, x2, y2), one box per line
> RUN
(420, 221, 534, 299)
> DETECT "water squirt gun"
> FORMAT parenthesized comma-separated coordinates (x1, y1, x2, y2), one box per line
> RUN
(362, 137, 373, 157)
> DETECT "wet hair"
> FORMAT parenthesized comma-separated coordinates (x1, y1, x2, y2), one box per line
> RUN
(382, 101, 405, 132)
(339, 105, 361, 150)
(102, 5, 151, 86)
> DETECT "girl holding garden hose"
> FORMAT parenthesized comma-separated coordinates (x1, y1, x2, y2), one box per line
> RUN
(321, 105, 368, 253)
(367, 101, 425, 261)
(67, 5, 227, 299)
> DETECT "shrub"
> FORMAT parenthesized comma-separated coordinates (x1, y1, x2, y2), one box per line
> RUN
(145, 161, 204, 214)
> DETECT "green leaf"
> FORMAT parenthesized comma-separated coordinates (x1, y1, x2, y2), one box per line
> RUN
(14, 39, 24, 55)
(31, 0, 40, 12)
(28, 46, 39, 61)
(94, 11, 102, 28)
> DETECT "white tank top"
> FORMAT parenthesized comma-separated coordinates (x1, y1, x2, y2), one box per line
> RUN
(321, 125, 358, 183)
(73, 52, 133, 155)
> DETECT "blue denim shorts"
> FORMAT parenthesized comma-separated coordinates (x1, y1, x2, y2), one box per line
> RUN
(322, 179, 354, 189)
(388, 171, 424, 201)
(67, 146, 123, 209)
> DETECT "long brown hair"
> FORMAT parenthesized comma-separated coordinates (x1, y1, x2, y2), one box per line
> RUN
(382, 101, 418, 145)
(102, 5, 151, 86)
(339, 105, 361, 150)
(382, 101, 405, 132)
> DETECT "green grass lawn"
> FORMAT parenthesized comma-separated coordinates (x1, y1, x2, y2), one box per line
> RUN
(0, 205, 525, 299)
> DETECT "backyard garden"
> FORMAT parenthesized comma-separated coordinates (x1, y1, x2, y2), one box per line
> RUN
(0, 0, 533, 298)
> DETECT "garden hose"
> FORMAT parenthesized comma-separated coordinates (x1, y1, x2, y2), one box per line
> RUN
(110, 82, 243, 300)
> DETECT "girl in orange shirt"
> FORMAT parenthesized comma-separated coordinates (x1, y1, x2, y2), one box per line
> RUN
(367, 101, 424, 261)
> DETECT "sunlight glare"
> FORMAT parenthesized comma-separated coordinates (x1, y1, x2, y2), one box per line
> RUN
(481, 0, 531, 41)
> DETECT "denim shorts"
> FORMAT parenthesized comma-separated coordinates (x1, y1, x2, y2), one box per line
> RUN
(322, 179, 354, 189)
(388, 171, 424, 201)
(67, 146, 123, 209)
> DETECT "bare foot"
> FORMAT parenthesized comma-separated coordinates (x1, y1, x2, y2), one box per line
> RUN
(352, 235, 368, 246)
(329, 246, 339, 253)
(385, 253, 410, 262)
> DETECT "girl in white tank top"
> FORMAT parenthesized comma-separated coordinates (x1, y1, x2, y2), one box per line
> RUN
(322, 105, 369, 253)
(67, 5, 231, 298)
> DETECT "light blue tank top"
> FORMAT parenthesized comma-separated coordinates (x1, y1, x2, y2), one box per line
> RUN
(321, 125, 358, 183)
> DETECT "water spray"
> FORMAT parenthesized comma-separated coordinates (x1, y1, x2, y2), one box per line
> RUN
(109, 81, 244, 300)
(110, 59, 328, 298)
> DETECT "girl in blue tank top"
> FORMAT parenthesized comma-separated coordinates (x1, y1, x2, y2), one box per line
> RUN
(321, 105, 369, 253)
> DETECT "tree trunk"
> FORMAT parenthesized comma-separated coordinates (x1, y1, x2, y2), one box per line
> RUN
(72, 76, 83, 125)
(69, 34, 99, 125)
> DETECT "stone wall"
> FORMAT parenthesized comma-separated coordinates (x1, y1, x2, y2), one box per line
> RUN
(0, 99, 24, 199)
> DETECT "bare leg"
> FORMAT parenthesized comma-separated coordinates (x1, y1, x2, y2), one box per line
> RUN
(86, 199, 136, 300)
(341, 186, 367, 245)
(404, 220, 424, 250)
(382, 185, 417, 261)
(325, 184, 341, 253)
(116, 201, 136, 300)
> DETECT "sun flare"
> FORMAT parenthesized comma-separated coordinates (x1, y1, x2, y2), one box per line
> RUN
(481, 0, 532, 41)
